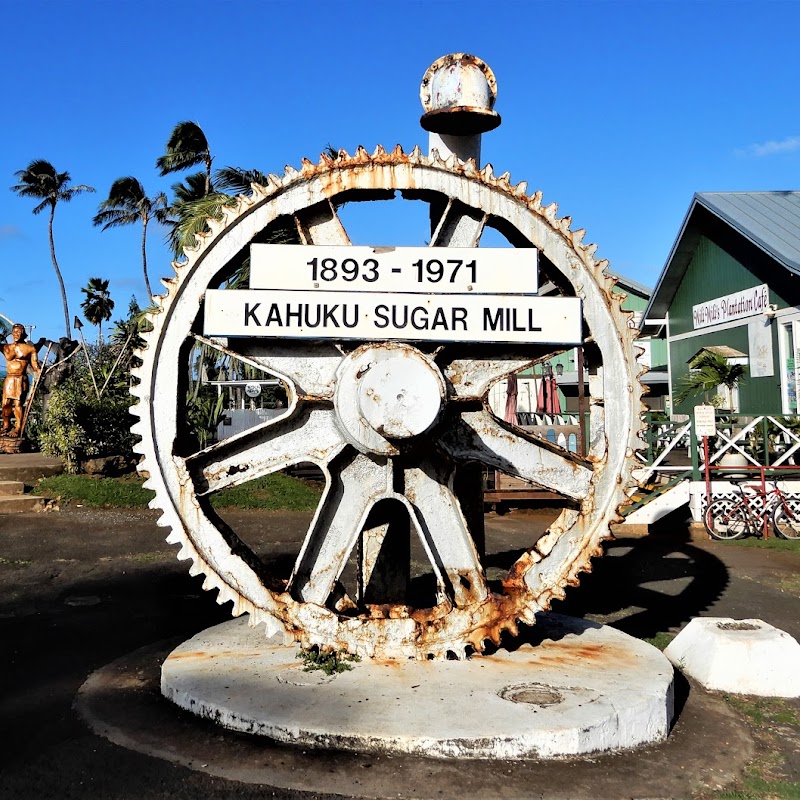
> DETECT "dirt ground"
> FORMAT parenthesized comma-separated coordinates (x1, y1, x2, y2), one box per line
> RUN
(1, 506, 798, 799)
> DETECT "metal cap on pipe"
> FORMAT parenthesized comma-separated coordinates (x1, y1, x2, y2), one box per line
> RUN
(420, 53, 501, 136)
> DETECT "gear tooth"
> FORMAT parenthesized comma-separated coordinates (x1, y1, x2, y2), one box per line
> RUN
(372, 144, 386, 157)
(267, 173, 282, 188)
(497, 171, 511, 187)
(391, 144, 404, 157)
(518, 607, 536, 625)
(217, 586, 235, 606)
(165, 530, 182, 545)
(201, 574, 214, 591)
(188, 560, 203, 577)
(443, 153, 458, 170)
(514, 180, 528, 196)
(283, 164, 299, 179)
(543, 202, 558, 222)
(206, 216, 225, 236)
(559, 215, 572, 233)
(251, 181, 269, 199)
(481, 163, 494, 181)
(596, 258, 610, 275)
(178, 545, 196, 562)
(301, 157, 315, 172)
(318, 151, 334, 167)
(585, 242, 598, 258)
(463, 157, 478, 175)
(409, 145, 423, 162)
(572, 228, 586, 248)
(354, 145, 370, 162)
(337, 148, 350, 160)
(429, 147, 444, 165)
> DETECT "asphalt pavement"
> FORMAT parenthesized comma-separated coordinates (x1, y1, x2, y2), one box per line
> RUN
(1, 507, 799, 799)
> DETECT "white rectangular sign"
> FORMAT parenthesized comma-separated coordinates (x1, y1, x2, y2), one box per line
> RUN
(204, 290, 582, 345)
(694, 404, 717, 438)
(250, 244, 538, 294)
(692, 284, 769, 329)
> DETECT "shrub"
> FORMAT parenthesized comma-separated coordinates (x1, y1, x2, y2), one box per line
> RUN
(36, 345, 136, 472)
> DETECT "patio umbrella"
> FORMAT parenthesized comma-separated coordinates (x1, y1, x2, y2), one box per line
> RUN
(536, 372, 562, 415)
(504, 373, 518, 424)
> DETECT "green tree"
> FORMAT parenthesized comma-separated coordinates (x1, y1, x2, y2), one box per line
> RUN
(81, 277, 115, 345)
(156, 121, 214, 195)
(10, 159, 95, 339)
(674, 350, 747, 409)
(93, 177, 168, 298)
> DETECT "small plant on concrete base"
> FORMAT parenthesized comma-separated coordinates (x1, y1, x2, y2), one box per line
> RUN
(298, 645, 361, 675)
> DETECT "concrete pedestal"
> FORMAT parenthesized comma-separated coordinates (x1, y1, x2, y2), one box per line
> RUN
(161, 614, 674, 759)
(664, 617, 800, 697)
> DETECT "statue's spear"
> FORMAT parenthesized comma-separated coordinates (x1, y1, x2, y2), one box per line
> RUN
(73, 317, 100, 401)
(19, 341, 53, 439)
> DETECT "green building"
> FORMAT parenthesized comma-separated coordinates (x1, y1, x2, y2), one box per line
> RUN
(643, 192, 800, 415)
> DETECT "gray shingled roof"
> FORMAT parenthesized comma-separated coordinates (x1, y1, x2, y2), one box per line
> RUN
(645, 191, 800, 318)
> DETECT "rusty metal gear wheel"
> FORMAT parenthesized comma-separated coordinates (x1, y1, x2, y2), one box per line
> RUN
(132, 145, 643, 660)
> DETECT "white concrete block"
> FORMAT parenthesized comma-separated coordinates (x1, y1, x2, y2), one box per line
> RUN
(664, 617, 800, 697)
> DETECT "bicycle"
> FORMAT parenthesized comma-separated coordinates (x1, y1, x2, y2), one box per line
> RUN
(703, 480, 800, 541)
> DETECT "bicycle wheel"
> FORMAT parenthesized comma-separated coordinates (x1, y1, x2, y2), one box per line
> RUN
(773, 504, 800, 540)
(704, 499, 750, 541)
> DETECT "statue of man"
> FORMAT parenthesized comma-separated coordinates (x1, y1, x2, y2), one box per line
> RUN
(2, 324, 40, 437)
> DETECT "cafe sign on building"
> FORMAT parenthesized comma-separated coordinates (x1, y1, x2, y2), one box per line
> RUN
(692, 284, 769, 330)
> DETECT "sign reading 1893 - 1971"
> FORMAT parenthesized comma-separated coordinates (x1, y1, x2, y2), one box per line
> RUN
(204, 244, 583, 345)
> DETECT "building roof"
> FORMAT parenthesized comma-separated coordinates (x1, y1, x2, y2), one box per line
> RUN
(644, 191, 800, 319)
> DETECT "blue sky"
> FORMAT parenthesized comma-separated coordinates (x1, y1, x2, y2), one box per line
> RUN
(2, 0, 799, 344)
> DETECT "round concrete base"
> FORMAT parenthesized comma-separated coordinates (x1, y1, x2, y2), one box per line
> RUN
(161, 614, 674, 759)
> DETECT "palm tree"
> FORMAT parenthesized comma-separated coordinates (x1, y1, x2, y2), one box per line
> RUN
(164, 172, 234, 257)
(214, 166, 272, 195)
(93, 177, 168, 298)
(11, 160, 95, 339)
(81, 277, 115, 345)
(674, 350, 747, 409)
(156, 121, 213, 195)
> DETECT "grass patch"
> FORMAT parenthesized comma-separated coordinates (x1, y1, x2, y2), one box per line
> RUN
(34, 472, 321, 512)
(0, 557, 32, 568)
(701, 696, 800, 799)
(718, 776, 800, 799)
(642, 631, 674, 651)
(298, 646, 361, 675)
(35, 474, 156, 508)
(211, 473, 321, 511)
(723, 695, 799, 728)
(726, 537, 800, 552)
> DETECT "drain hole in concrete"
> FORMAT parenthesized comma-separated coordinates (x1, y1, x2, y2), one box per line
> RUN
(499, 683, 563, 706)
(717, 621, 760, 631)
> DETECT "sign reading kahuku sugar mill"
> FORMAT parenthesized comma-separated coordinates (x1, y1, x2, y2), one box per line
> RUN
(692, 284, 769, 330)
(204, 244, 583, 345)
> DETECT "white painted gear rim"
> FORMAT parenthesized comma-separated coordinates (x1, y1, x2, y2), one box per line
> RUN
(131, 146, 644, 660)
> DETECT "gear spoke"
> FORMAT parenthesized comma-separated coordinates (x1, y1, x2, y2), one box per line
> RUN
(430, 197, 488, 247)
(294, 199, 351, 245)
(289, 452, 392, 605)
(186, 405, 345, 495)
(405, 458, 489, 607)
(192, 333, 343, 400)
(439, 410, 593, 501)
(443, 349, 564, 399)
